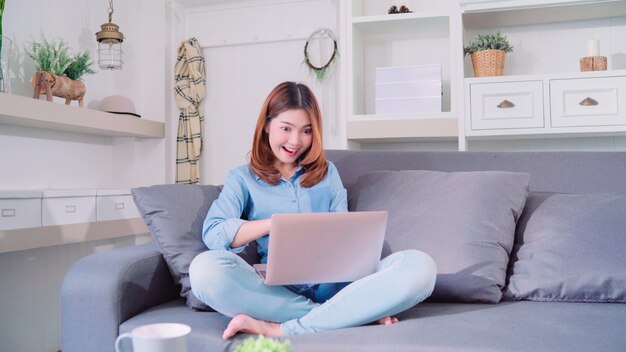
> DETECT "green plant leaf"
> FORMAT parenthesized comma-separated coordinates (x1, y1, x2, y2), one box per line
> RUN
(463, 31, 514, 57)
(234, 336, 294, 352)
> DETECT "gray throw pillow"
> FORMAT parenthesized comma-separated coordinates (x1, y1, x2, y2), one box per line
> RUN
(132, 185, 259, 311)
(504, 193, 626, 302)
(349, 170, 530, 303)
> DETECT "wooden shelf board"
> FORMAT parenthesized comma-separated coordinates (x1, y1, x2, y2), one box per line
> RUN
(347, 116, 458, 142)
(0, 218, 149, 253)
(0, 93, 164, 139)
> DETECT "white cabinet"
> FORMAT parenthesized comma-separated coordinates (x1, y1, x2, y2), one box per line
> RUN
(469, 80, 544, 131)
(465, 70, 626, 138)
(550, 76, 626, 128)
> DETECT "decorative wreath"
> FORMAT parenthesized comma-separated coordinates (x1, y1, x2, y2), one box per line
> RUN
(303, 28, 339, 81)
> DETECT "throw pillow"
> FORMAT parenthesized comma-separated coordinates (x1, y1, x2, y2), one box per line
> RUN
(348, 170, 530, 303)
(504, 193, 626, 302)
(132, 184, 258, 311)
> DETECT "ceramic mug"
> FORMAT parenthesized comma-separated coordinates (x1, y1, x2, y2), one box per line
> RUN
(115, 323, 191, 352)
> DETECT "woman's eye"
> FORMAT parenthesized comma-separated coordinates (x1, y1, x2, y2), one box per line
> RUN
(280, 127, 290, 132)
(303, 129, 312, 134)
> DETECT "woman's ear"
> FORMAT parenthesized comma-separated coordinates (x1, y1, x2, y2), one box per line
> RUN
(264, 120, 270, 134)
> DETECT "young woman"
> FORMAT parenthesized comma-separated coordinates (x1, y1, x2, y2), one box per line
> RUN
(189, 81, 437, 339)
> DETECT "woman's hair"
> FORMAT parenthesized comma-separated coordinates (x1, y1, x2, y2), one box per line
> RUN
(250, 81, 327, 187)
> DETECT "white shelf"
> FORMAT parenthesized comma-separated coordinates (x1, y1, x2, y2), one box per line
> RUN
(347, 115, 458, 143)
(462, 0, 626, 29)
(0, 218, 148, 254)
(0, 93, 165, 139)
(352, 12, 450, 34)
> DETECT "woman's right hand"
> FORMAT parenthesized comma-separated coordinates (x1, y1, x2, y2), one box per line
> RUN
(230, 218, 271, 248)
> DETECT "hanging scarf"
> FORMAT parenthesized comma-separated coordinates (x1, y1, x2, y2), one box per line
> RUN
(174, 37, 205, 184)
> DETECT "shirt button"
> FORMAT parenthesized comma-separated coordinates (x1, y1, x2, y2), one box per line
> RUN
(292, 200, 296, 203)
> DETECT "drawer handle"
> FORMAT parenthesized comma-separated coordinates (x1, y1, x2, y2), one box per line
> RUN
(579, 97, 598, 106)
(65, 205, 76, 213)
(497, 100, 515, 108)
(115, 203, 125, 210)
(2, 208, 16, 217)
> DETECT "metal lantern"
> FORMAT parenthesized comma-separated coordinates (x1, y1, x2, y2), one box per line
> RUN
(95, 0, 124, 70)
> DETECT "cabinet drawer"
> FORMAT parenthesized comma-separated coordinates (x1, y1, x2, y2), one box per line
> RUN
(42, 190, 97, 226)
(470, 80, 544, 130)
(96, 194, 139, 221)
(0, 191, 43, 230)
(550, 76, 626, 127)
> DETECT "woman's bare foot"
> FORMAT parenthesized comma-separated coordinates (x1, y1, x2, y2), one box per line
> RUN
(377, 316, 399, 325)
(222, 314, 285, 339)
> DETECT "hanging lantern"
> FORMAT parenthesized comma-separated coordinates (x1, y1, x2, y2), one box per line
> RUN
(95, 0, 124, 70)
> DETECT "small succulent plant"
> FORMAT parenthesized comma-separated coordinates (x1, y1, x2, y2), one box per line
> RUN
(463, 31, 513, 57)
(234, 335, 294, 352)
(64, 51, 96, 80)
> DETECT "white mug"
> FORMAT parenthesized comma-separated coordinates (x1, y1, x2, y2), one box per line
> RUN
(115, 323, 191, 352)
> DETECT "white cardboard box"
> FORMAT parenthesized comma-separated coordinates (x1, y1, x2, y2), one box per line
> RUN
(96, 189, 140, 221)
(42, 189, 97, 226)
(376, 96, 442, 114)
(0, 191, 43, 230)
(375, 65, 443, 114)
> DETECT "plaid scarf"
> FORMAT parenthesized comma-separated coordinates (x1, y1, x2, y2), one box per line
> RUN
(174, 38, 205, 184)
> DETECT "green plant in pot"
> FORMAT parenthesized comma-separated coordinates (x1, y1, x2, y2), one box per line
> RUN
(464, 31, 513, 77)
(25, 37, 95, 107)
(0, 0, 7, 92)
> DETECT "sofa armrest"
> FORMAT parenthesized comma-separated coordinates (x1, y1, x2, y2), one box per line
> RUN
(61, 241, 179, 352)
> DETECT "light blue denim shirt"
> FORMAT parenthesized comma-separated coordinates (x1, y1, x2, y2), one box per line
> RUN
(202, 161, 348, 264)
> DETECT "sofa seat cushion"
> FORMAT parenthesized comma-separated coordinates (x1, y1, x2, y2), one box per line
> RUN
(121, 300, 626, 352)
(348, 170, 529, 303)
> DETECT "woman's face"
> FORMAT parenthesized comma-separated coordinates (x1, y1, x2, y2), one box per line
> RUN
(265, 109, 313, 170)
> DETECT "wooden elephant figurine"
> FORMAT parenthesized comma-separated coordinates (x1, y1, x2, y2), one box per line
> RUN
(32, 70, 86, 107)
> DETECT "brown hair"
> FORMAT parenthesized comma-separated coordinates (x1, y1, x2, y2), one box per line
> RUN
(250, 81, 327, 187)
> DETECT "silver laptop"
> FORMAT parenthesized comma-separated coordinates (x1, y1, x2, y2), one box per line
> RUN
(253, 211, 388, 285)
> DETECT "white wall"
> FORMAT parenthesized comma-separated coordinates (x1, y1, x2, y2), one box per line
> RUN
(0, 1, 167, 351)
(1, 0, 167, 189)
(175, 0, 341, 185)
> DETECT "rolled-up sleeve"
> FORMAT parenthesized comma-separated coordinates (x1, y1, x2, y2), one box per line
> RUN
(202, 170, 248, 253)
(328, 162, 348, 213)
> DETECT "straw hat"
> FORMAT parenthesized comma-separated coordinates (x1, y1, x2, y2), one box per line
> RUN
(98, 95, 141, 117)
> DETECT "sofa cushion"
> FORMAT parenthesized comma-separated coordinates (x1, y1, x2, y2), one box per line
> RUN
(504, 193, 626, 302)
(348, 170, 529, 303)
(120, 300, 626, 352)
(131, 185, 221, 311)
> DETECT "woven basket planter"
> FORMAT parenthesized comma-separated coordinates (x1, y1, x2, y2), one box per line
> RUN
(470, 49, 506, 77)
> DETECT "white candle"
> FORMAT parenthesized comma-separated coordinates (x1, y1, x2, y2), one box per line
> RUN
(586, 39, 600, 57)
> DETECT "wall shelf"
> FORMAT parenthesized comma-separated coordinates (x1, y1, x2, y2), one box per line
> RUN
(0, 93, 165, 139)
(0, 218, 148, 253)
(347, 115, 458, 143)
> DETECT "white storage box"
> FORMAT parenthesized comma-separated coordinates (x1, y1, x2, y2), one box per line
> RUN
(42, 189, 97, 226)
(376, 81, 442, 99)
(96, 189, 140, 221)
(375, 65, 443, 114)
(0, 191, 43, 230)
(375, 65, 442, 83)
(376, 96, 442, 114)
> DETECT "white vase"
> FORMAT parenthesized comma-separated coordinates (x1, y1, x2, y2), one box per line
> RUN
(0, 35, 12, 94)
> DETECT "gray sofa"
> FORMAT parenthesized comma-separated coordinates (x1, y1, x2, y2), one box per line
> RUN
(62, 150, 626, 352)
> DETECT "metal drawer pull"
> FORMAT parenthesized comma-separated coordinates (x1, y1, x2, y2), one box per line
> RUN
(65, 205, 77, 213)
(579, 97, 598, 106)
(115, 203, 125, 210)
(497, 100, 515, 108)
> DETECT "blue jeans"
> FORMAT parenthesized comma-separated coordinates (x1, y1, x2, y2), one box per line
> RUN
(189, 249, 437, 335)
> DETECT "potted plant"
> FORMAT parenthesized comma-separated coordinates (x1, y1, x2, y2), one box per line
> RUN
(0, 0, 7, 93)
(25, 37, 95, 107)
(464, 31, 513, 77)
(235, 335, 293, 352)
